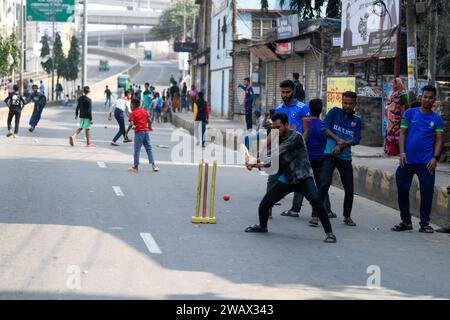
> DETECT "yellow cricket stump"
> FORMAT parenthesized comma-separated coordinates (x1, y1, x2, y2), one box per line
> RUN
(192, 160, 217, 224)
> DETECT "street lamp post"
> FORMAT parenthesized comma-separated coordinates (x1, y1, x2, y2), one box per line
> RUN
(19, 0, 24, 95)
(82, 0, 88, 88)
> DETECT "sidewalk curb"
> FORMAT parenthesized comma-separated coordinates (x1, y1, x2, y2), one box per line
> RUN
(171, 112, 449, 227)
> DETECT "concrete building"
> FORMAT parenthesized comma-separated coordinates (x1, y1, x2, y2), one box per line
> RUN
(208, 0, 285, 118)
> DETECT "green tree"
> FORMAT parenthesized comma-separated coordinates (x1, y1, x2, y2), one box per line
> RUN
(150, 0, 199, 41)
(40, 34, 53, 74)
(262, 0, 341, 19)
(0, 34, 21, 77)
(65, 35, 80, 82)
(53, 32, 65, 83)
(0, 36, 9, 77)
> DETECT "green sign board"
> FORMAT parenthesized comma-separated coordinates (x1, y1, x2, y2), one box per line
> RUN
(26, 0, 76, 23)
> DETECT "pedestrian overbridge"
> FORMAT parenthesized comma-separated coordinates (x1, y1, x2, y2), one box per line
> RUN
(88, 9, 160, 26)
(89, 0, 171, 11)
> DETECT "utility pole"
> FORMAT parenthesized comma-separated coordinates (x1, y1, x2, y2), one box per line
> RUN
(182, 0, 187, 80)
(81, 0, 88, 88)
(427, 0, 438, 86)
(51, 0, 55, 101)
(19, 0, 24, 95)
(406, 0, 418, 100)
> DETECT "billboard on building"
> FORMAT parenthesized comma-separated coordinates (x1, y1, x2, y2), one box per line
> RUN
(341, 0, 400, 61)
(276, 14, 299, 40)
(326, 77, 356, 112)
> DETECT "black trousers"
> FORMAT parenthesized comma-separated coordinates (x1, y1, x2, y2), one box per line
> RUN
(113, 109, 126, 142)
(319, 155, 354, 218)
(7, 109, 21, 134)
(245, 109, 252, 130)
(259, 178, 333, 234)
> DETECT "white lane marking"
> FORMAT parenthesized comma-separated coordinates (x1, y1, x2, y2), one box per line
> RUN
(112, 186, 124, 197)
(97, 161, 107, 168)
(140, 233, 162, 254)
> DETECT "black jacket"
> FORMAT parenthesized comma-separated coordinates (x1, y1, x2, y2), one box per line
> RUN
(4, 93, 26, 112)
(76, 95, 92, 120)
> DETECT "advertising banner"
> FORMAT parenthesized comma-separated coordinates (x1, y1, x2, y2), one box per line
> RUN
(326, 77, 356, 112)
(341, 0, 400, 61)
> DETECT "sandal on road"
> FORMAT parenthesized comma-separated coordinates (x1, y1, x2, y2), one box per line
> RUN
(280, 210, 299, 218)
(324, 233, 337, 243)
(391, 223, 413, 232)
(435, 227, 450, 234)
(309, 217, 319, 227)
(343, 217, 356, 227)
(419, 225, 434, 234)
(245, 224, 268, 233)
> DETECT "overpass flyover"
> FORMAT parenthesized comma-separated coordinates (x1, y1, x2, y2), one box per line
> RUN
(88, 0, 172, 11)
(88, 10, 160, 26)
(88, 28, 158, 46)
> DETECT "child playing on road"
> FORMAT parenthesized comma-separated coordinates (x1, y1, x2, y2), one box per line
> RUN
(127, 99, 159, 173)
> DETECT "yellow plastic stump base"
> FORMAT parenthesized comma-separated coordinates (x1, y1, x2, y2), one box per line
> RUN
(192, 216, 217, 224)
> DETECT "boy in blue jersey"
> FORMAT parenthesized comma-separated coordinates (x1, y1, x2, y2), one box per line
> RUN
(392, 85, 444, 233)
(274, 80, 311, 218)
(239, 77, 254, 130)
(319, 91, 361, 227)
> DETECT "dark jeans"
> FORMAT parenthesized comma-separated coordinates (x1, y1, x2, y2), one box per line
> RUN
(259, 178, 333, 233)
(266, 173, 303, 212)
(29, 105, 44, 128)
(7, 109, 21, 134)
(134, 130, 155, 167)
(319, 155, 354, 218)
(245, 108, 252, 130)
(311, 158, 332, 217)
(396, 164, 435, 226)
(113, 109, 126, 142)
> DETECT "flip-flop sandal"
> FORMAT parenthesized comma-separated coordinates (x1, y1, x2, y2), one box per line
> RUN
(309, 218, 319, 227)
(245, 224, 268, 233)
(344, 218, 356, 227)
(324, 233, 337, 243)
(435, 227, 450, 234)
(419, 225, 434, 233)
(280, 210, 300, 218)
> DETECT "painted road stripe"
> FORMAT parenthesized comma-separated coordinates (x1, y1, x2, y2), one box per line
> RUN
(140, 233, 162, 254)
(97, 161, 107, 168)
(112, 186, 124, 197)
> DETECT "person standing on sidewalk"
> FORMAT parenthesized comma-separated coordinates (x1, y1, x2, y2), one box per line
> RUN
(4, 85, 26, 137)
(239, 77, 254, 131)
(127, 99, 159, 173)
(193, 91, 209, 147)
(6, 79, 14, 97)
(104, 85, 113, 109)
(244, 113, 336, 243)
(306, 99, 334, 227)
(188, 84, 198, 112)
(274, 80, 311, 218)
(392, 85, 444, 233)
(108, 90, 132, 146)
(293, 72, 305, 103)
(69, 86, 96, 148)
(181, 82, 188, 112)
(319, 91, 362, 227)
(26, 84, 47, 132)
(39, 81, 46, 96)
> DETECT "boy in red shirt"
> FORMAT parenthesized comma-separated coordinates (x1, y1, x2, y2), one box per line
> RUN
(127, 99, 159, 173)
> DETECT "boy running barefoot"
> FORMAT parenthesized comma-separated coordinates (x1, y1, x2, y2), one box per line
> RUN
(69, 86, 95, 147)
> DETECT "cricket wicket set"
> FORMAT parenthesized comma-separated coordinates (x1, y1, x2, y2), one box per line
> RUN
(192, 160, 217, 224)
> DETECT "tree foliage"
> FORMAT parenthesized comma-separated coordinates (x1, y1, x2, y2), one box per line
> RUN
(64, 35, 80, 82)
(0, 34, 21, 77)
(150, 0, 199, 41)
(262, 0, 341, 19)
(40, 35, 53, 74)
(53, 32, 65, 81)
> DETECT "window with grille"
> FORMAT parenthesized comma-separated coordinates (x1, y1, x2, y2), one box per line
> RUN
(252, 18, 277, 39)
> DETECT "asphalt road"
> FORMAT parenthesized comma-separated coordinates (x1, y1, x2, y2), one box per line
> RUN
(0, 59, 449, 300)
